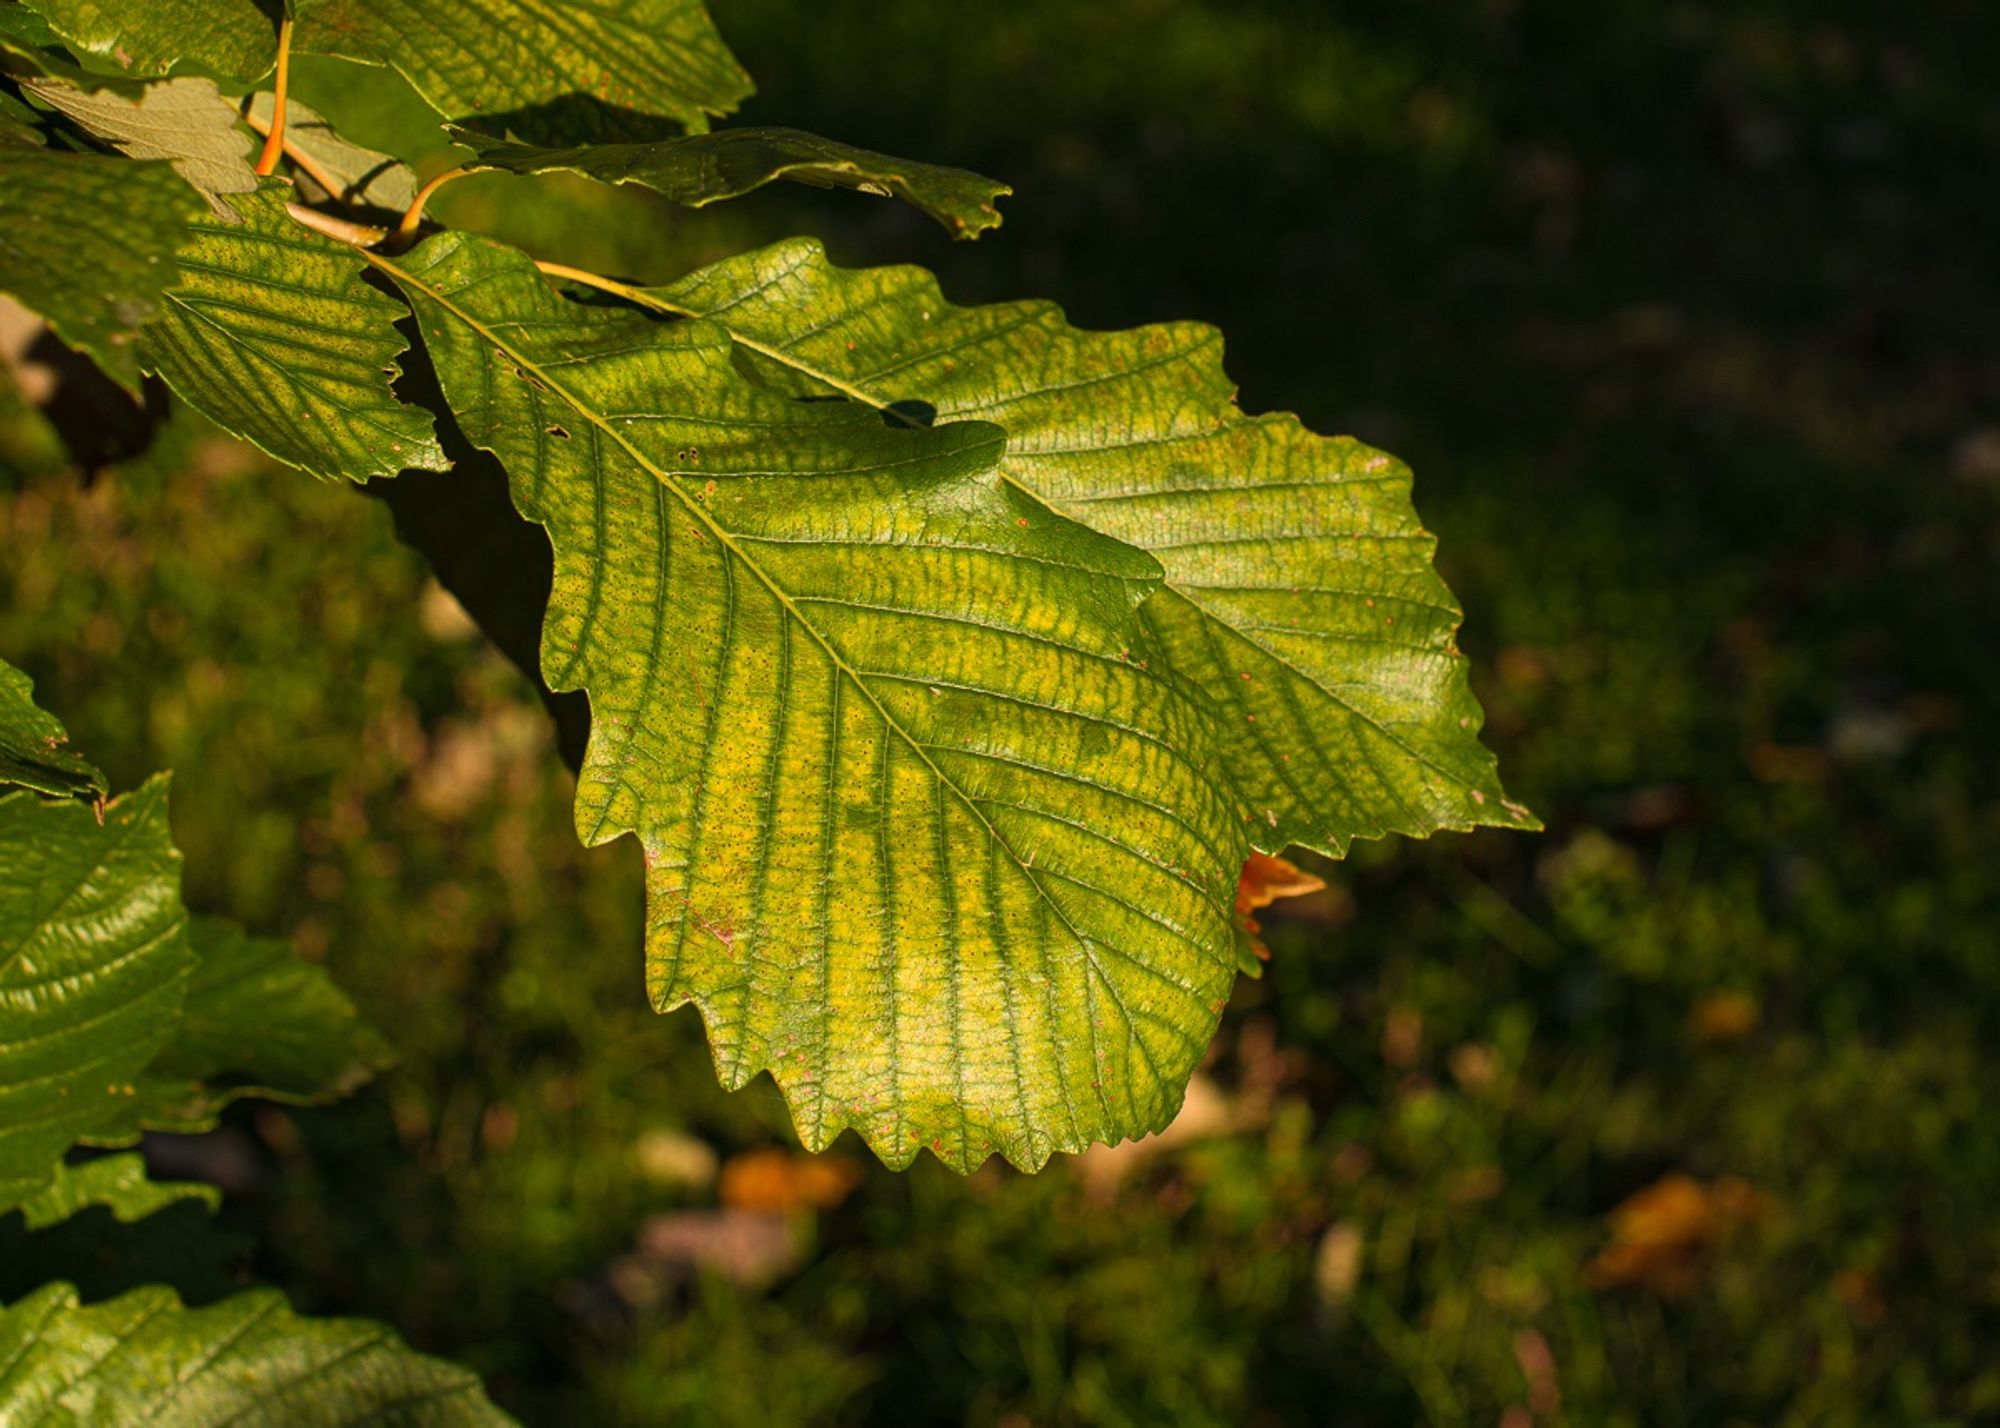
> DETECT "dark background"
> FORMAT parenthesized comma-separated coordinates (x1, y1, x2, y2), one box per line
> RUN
(3, 1, 1997, 1422)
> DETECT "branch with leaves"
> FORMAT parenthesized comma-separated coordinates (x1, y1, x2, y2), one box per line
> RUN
(0, 0, 1532, 1178)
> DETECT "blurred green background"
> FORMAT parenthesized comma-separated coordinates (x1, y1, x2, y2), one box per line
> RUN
(3, 1, 1997, 1423)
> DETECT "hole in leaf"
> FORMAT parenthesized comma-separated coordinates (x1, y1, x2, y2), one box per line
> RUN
(882, 399, 937, 428)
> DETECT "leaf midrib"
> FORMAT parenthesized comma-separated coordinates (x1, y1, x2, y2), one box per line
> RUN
(371, 246, 1133, 984)
(622, 276, 1521, 820)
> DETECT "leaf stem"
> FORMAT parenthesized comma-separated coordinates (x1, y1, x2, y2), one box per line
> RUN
(532, 260, 652, 302)
(244, 108, 353, 207)
(388, 167, 470, 251)
(533, 261, 912, 422)
(252, 18, 293, 178)
(283, 200, 389, 249)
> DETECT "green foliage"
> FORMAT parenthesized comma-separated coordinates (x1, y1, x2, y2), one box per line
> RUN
(652, 238, 1536, 856)
(11, 1154, 218, 1229)
(446, 125, 1010, 238)
(19, 74, 257, 215)
(3, 2, 1995, 1423)
(17, 0, 277, 84)
(0, 777, 194, 1208)
(0, 144, 201, 394)
(249, 92, 415, 209)
(0, 766, 398, 1204)
(0, 657, 105, 799)
(0, 1281, 511, 1425)
(141, 185, 446, 482)
(295, 0, 752, 139)
(0, 662, 510, 1417)
(1, 0, 1527, 1165)
(97, 914, 395, 1137)
(384, 230, 1246, 1168)
(0, 0, 1564, 1415)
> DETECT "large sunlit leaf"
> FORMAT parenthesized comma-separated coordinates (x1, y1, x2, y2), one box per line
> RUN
(141, 187, 446, 482)
(19, 74, 257, 218)
(446, 124, 1009, 239)
(0, 657, 106, 801)
(645, 239, 1537, 857)
(0, 144, 203, 395)
(295, 0, 753, 140)
(377, 232, 1248, 1170)
(14, 0, 276, 84)
(94, 915, 395, 1139)
(0, 1283, 515, 1425)
(0, 778, 194, 1211)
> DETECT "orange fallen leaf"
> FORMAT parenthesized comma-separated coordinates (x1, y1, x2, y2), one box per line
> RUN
(1583, 1173, 1771, 1297)
(1689, 990, 1761, 1043)
(719, 1147, 862, 1214)
(1235, 852, 1326, 959)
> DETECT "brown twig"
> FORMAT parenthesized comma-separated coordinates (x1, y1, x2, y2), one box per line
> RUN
(387, 167, 471, 252)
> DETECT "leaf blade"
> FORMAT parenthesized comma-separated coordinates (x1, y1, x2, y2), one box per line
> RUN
(16, 0, 277, 84)
(649, 239, 1536, 856)
(0, 778, 194, 1211)
(296, 0, 752, 140)
(380, 233, 1247, 1170)
(0, 144, 203, 394)
(141, 187, 446, 483)
(94, 915, 394, 1139)
(249, 91, 417, 211)
(11, 1153, 218, 1230)
(0, 1283, 515, 1426)
(447, 124, 1009, 239)
(0, 657, 106, 801)
(20, 74, 258, 218)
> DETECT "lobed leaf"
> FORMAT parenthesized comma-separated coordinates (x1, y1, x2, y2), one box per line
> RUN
(377, 232, 1250, 1171)
(0, 143, 203, 394)
(0, 778, 194, 1211)
(647, 239, 1538, 857)
(295, 0, 752, 141)
(0, 657, 106, 801)
(20, 74, 257, 218)
(141, 186, 446, 483)
(16, 0, 277, 84)
(0, 1283, 515, 1425)
(447, 124, 1009, 239)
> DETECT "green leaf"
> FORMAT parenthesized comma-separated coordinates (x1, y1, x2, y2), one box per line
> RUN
(646, 239, 1537, 856)
(18, 74, 257, 218)
(378, 232, 1248, 1171)
(15, 0, 277, 83)
(11, 1153, 218, 1230)
(0, 1154, 248, 1308)
(0, 5, 81, 78)
(295, 0, 752, 140)
(0, 144, 203, 394)
(97, 915, 394, 1139)
(249, 91, 417, 211)
(0, 657, 106, 801)
(0, 1283, 516, 1425)
(446, 124, 1009, 240)
(141, 186, 446, 483)
(0, 778, 194, 1211)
